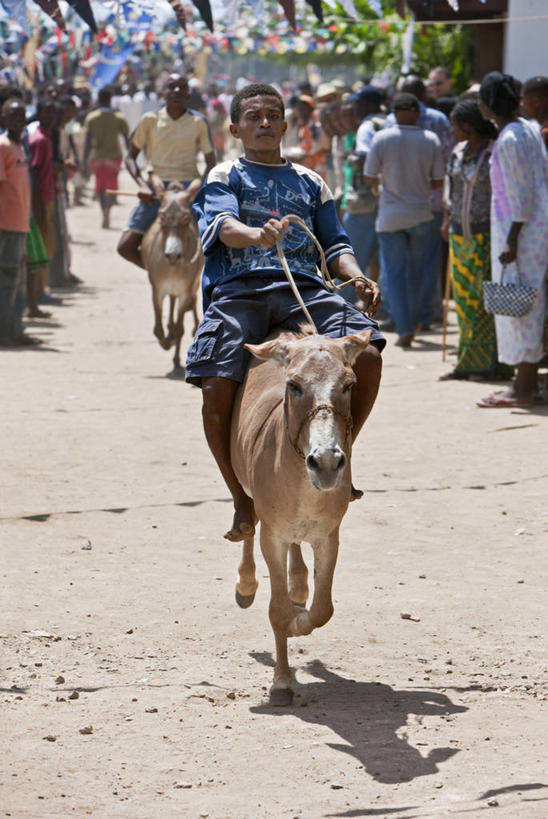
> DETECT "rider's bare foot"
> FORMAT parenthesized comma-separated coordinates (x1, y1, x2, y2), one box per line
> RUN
(350, 484, 364, 502)
(224, 495, 256, 542)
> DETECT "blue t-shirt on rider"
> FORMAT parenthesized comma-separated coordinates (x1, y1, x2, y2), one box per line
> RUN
(192, 157, 355, 310)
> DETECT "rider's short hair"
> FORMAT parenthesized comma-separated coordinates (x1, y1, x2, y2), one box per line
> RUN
(230, 83, 284, 124)
(98, 87, 112, 106)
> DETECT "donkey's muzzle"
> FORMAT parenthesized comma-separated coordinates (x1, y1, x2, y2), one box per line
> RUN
(164, 235, 183, 264)
(306, 446, 347, 489)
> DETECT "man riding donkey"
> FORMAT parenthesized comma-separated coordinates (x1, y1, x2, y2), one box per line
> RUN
(117, 73, 216, 269)
(185, 83, 385, 542)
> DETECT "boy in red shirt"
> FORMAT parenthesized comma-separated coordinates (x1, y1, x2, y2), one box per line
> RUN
(0, 98, 32, 346)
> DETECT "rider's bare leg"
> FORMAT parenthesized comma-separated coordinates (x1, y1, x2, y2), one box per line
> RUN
(201, 375, 255, 541)
(117, 229, 145, 269)
(349, 344, 382, 500)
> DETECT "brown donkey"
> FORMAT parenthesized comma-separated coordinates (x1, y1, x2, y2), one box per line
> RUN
(230, 326, 372, 705)
(141, 180, 203, 368)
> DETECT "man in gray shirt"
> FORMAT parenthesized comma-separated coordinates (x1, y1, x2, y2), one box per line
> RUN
(365, 93, 445, 346)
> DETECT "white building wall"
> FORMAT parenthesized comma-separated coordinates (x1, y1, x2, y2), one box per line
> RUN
(504, 0, 548, 80)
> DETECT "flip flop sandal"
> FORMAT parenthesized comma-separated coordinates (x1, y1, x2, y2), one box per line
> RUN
(477, 392, 533, 408)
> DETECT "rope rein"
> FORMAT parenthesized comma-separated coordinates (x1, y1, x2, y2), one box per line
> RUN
(275, 213, 371, 332)
(289, 403, 353, 461)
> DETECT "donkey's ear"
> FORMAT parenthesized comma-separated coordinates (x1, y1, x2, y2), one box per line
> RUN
(245, 338, 289, 366)
(340, 329, 372, 364)
(185, 178, 203, 203)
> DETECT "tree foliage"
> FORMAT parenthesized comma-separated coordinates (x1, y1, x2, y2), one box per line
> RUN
(273, 0, 475, 92)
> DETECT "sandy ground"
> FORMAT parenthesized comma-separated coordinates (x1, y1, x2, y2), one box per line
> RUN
(1, 183, 547, 819)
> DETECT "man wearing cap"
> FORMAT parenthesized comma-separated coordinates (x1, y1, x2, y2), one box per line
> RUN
(364, 93, 445, 348)
(342, 86, 386, 282)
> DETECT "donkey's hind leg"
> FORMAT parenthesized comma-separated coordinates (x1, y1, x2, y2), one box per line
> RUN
(172, 302, 186, 368)
(288, 542, 309, 606)
(235, 534, 258, 609)
(167, 295, 178, 346)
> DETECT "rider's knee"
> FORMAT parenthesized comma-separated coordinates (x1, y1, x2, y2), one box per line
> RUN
(202, 377, 239, 422)
(117, 235, 129, 259)
(117, 231, 139, 260)
(355, 343, 382, 381)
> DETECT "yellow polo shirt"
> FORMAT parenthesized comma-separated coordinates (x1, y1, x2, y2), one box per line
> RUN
(132, 107, 213, 181)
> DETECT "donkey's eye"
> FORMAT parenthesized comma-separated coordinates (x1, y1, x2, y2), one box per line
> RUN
(342, 382, 354, 394)
(287, 381, 303, 396)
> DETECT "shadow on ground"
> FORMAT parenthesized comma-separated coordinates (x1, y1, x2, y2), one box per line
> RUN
(330, 783, 548, 818)
(250, 653, 466, 785)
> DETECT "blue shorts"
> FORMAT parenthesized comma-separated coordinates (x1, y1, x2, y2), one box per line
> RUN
(185, 277, 385, 387)
(126, 180, 191, 234)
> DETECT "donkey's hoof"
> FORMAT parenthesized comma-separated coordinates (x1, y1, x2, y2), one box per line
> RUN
(235, 588, 256, 609)
(269, 687, 294, 707)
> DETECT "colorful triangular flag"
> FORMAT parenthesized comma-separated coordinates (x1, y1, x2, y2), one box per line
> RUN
(65, 0, 97, 32)
(32, 0, 67, 31)
(224, 0, 239, 27)
(167, 0, 187, 30)
(363, 0, 382, 16)
(2, 0, 30, 34)
(339, 0, 358, 18)
(248, 0, 265, 24)
(192, 0, 213, 31)
(278, 0, 296, 29)
(305, 0, 323, 22)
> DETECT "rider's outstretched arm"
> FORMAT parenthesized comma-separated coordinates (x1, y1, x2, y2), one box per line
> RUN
(219, 217, 289, 249)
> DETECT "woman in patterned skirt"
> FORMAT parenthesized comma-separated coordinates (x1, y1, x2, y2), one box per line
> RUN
(441, 99, 513, 381)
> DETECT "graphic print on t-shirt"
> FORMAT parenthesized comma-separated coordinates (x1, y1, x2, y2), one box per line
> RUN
(228, 174, 317, 276)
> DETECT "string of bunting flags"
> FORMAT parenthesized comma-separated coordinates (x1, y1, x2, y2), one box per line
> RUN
(0, 1, 489, 37)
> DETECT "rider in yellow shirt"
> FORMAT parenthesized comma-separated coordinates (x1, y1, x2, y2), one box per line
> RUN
(117, 73, 216, 269)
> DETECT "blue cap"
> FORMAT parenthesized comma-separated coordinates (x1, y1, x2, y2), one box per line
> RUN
(350, 85, 385, 104)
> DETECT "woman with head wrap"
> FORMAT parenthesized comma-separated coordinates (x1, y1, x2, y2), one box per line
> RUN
(440, 99, 512, 380)
(476, 72, 548, 407)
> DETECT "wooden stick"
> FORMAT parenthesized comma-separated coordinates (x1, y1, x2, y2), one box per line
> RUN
(441, 243, 452, 362)
(105, 189, 141, 197)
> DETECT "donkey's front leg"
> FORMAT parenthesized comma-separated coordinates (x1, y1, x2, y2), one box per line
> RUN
(152, 290, 170, 350)
(172, 303, 186, 368)
(260, 525, 295, 706)
(289, 531, 339, 637)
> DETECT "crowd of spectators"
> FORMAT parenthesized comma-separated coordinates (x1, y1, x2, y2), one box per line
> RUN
(277, 69, 548, 404)
(1, 65, 547, 407)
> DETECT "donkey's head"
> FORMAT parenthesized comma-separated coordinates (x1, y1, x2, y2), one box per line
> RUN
(158, 179, 202, 265)
(246, 327, 371, 491)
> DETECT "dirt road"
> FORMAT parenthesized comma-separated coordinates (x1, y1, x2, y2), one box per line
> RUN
(2, 187, 547, 818)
